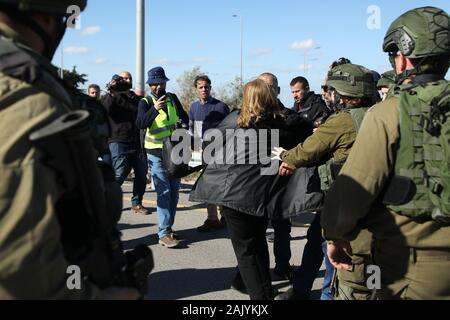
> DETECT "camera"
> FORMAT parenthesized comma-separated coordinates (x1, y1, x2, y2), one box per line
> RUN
(106, 74, 131, 92)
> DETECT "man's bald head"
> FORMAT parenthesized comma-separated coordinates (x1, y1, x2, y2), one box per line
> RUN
(258, 72, 280, 96)
(119, 71, 132, 85)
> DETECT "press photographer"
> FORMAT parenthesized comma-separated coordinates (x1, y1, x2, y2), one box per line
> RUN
(101, 72, 150, 215)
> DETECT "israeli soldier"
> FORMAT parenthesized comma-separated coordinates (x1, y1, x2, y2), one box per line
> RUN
(0, 0, 142, 299)
(273, 63, 377, 300)
(377, 70, 396, 101)
(322, 6, 450, 299)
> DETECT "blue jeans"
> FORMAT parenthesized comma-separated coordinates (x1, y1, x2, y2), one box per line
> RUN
(321, 240, 334, 300)
(109, 142, 147, 207)
(102, 151, 112, 166)
(147, 153, 180, 239)
(292, 212, 334, 300)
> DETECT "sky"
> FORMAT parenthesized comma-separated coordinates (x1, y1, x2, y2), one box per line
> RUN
(54, 0, 450, 107)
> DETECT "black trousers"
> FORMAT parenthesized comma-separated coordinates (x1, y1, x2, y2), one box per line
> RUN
(271, 218, 292, 271)
(222, 206, 274, 300)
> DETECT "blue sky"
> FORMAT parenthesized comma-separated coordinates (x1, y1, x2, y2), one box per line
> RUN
(54, 0, 450, 107)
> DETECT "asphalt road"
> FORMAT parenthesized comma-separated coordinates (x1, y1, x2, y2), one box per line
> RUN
(119, 180, 325, 300)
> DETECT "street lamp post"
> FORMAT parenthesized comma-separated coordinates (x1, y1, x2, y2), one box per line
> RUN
(136, 0, 145, 96)
(232, 14, 243, 87)
(60, 39, 64, 79)
(303, 46, 320, 77)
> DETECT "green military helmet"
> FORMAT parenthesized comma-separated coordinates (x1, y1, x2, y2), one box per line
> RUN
(326, 63, 377, 98)
(0, 0, 87, 16)
(377, 70, 396, 89)
(383, 6, 450, 58)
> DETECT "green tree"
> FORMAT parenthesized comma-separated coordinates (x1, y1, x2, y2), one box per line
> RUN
(176, 66, 206, 112)
(215, 76, 243, 110)
(63, 66, 88, 89)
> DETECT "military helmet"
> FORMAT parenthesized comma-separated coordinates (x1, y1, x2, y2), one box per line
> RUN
(326, 63, 377, 98)
(0, 0, 87, 16)
(377, 70, 396, 89)
(383, 6, 450, 58)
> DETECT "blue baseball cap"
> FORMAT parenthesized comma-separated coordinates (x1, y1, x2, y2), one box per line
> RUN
(146, 66, 170, 85)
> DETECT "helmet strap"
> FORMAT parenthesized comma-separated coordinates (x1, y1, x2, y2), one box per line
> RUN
(394, 55, 429, 85)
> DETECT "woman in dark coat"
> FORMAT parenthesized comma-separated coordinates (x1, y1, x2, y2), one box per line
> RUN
(190, 79, 319, 299)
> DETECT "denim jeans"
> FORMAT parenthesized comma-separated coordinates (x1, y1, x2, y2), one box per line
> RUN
(321, 240, 335, 300)
(147, 153, 180, 239)
(292, 212, 334, 300)
(101, 151, 112, 166)
(109, 142, 147, 207)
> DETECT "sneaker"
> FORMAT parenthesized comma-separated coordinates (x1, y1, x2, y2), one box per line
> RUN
(197, 219, 225, 232)
(158, 234, 180, 248)
(274, 287, 309, 300)
(230, 272, 247, 294)
(168, 228, 180, 240)
(131, 204, 150, 215)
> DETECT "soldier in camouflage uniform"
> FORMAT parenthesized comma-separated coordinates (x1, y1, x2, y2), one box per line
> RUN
(322, 6, 450, 299)
(377, 70, 396, 101)
(0, 0, 140, 299)
(273, 63, 377, 300)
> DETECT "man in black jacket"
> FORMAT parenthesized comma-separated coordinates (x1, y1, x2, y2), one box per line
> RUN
(102, 71, 149, 215)
(290, 76, 330, 127)
(259, 73, 295, 279)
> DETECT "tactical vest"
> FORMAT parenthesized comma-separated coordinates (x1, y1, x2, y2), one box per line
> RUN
(0, 35, 149, 290)
(143, 95, 179, 150)
(0, 36, 109, 154)
(319, 107, 369, 191)
(387, 80, 450, 223)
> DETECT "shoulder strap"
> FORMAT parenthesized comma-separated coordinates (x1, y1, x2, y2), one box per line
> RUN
(142, 96, 156, 107)
(347, 107, 369, 132)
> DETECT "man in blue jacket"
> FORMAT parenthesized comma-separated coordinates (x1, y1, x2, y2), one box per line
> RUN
(189, 75, 229, 232)
(136, 67, 188, 248)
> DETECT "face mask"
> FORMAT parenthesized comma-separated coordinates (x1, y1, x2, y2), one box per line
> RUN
(43, 18, 67, 60)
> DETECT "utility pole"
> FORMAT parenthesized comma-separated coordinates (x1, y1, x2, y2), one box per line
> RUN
(232, 14, 243, 88)
(136, 0, 145, 96)
(60, 39, 64, 79)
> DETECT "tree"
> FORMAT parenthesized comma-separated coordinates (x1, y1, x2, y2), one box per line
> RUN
(215, 76, 243, 110)
(176, 66, 206, 112)
(63, 66, 88, 89)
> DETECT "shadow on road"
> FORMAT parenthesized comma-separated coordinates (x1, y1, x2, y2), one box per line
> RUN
(122, 233, 157, 251)
(118, 222, 155, 230)
(146, 266, 239, 300)
(121, 225, 230, 251)
(146, 268, 324, 300)
(177, 203, 208, 211)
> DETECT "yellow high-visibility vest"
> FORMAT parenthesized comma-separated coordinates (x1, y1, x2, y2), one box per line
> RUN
(143, 94, 179, 150)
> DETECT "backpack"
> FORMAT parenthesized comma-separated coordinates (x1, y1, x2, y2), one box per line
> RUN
(318, 107, 369, 191)
(387, 80, 450, 224)
(162, 132, 204, 179)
